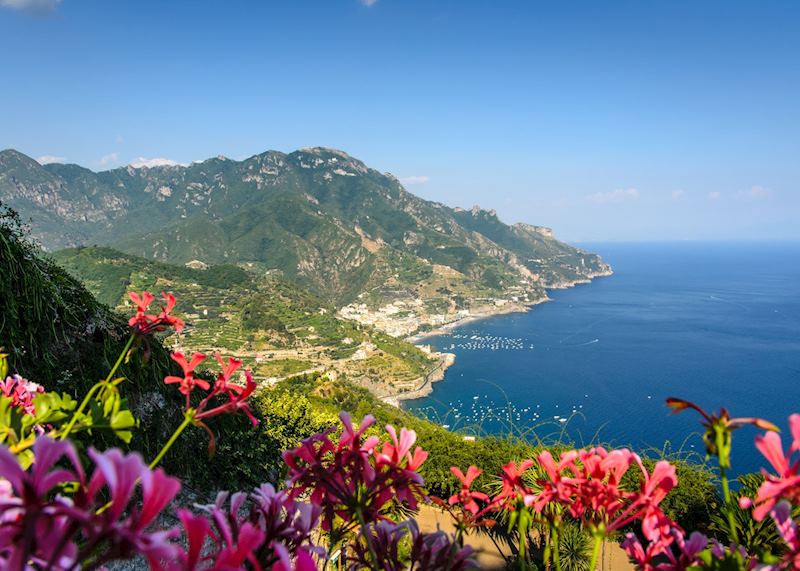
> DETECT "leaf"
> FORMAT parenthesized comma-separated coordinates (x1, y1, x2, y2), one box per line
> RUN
(110, 409, 137, 443)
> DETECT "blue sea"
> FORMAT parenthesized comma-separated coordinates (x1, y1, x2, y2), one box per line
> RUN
(405, 242, 800, 476)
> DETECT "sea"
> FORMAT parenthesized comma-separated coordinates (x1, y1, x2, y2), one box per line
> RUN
(405, 242, 800, 476)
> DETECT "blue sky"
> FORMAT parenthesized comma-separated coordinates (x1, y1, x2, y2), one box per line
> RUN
(1, 0, 798, 241)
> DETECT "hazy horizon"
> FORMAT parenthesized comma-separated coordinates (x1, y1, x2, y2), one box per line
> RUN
(1, 0, 798, 242)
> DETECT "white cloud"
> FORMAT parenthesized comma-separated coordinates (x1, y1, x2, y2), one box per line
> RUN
(98, 152, 119, 167)
(359, 0, 378, 6)
(585, 187, 639, 204)
(129, 157, 183, 169)
(671, 189, 685, 200)
(0, 0, 61, 12)
(36, 155, 65, 165)
(400, 175, 430, 185)
(739, 185, 770, 199)
(708, 191, 721, 201)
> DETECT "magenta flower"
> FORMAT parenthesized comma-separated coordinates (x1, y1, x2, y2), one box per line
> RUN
(348, 520, 476, 571)
(283, 413, 428, 532)
(768, 500, 800, 570)
(0, 437, 181, 570)
(176, 483, 322, 570)
(622, 524, 708, 571)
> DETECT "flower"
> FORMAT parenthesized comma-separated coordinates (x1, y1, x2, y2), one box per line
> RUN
(177, 483, 322, 570)
(744, 414, 800, 521)
(492, 460, 535, 510)
(0, 374, 44, 415)
(448, 466, 489, 515)
(128, 290, 184, 335)
(666, 398, 777, 467)
(348, 520, 476, 571)
(622, 524, 708, 571)
(768, 500, 800, 570)
(195, 369, 259, 428)
(165, 352, 209, 397)
(283, 413, 428, 532)
(0, 437, 181, 569)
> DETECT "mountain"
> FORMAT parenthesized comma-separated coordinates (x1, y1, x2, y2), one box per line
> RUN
(0, 147, 611, 322)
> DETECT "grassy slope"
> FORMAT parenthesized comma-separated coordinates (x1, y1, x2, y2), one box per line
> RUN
(52, 246, 435, 390)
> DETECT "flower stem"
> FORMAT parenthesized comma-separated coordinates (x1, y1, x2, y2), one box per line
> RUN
(59, 334, 135, 440)
(517, 510, 529, 571)
(589, 533, 602, 571)
(715, 429, 740, 545)
(355, 509, 380, 571)
(552, 525, 561, 571)
(149, 409, 195, 469)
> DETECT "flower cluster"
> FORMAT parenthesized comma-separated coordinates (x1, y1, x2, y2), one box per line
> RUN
(283, 413, 428, 533)
(348, 520, 476, 571)
(0, 436, 182, 569)
(0, 374, 44, 415)
(177, 484, 321, 570)
(129, 290, 185, 335)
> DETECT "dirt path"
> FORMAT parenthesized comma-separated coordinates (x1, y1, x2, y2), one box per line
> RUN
(416, 504, 634, 571)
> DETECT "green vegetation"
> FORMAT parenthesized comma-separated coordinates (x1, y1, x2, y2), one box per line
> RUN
(52, 246, 438, 392)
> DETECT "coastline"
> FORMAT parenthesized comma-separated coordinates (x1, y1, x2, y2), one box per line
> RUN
(391, 267, 614, 406)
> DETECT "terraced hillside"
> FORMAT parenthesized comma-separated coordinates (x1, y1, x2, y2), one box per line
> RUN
(53, 246, 442, 397)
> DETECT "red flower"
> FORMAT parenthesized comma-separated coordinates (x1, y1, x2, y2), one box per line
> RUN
(128, 291, 184, 335)
(165, 352, 209, 397)
(196, 370, 259, 427)
(448, 466, 489, 515)
(492, 460, 535, 510)
(283, 413, 428, 532)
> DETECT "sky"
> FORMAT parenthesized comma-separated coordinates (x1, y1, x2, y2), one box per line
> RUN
(1, 0, 798, 241)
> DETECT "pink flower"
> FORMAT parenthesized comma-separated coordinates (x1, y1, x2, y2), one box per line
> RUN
(768, 500, 800, 570)
(349, 520, 475, 571)
(745, 414, 800, 521)
(0, 374, 44, 415)
(177, 484, 322, 570)
(165, 352, 209, 397)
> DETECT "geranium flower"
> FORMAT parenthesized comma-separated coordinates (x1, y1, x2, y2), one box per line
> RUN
(448, 466, 489, 515)
(0, 437, 181, 570)
(348, 520, 476, 571)
(666, 398, 777, 467)
(768, 500, 800, 570)
(128, 291, 184, 335)
(165, 352, 209, 398)
(0, 374, 44, 415)
(492, 459, 535, 510)
(743, 414, 800, 521)
(283, 413, 428, 532)
(177, 483, 322, 570)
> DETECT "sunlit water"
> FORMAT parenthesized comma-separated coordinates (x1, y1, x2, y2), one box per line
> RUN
(405, 242, 800, 475)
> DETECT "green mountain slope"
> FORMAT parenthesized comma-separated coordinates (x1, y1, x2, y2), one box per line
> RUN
(0, 147, 611, 314)
(53, 246, 441, 397)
